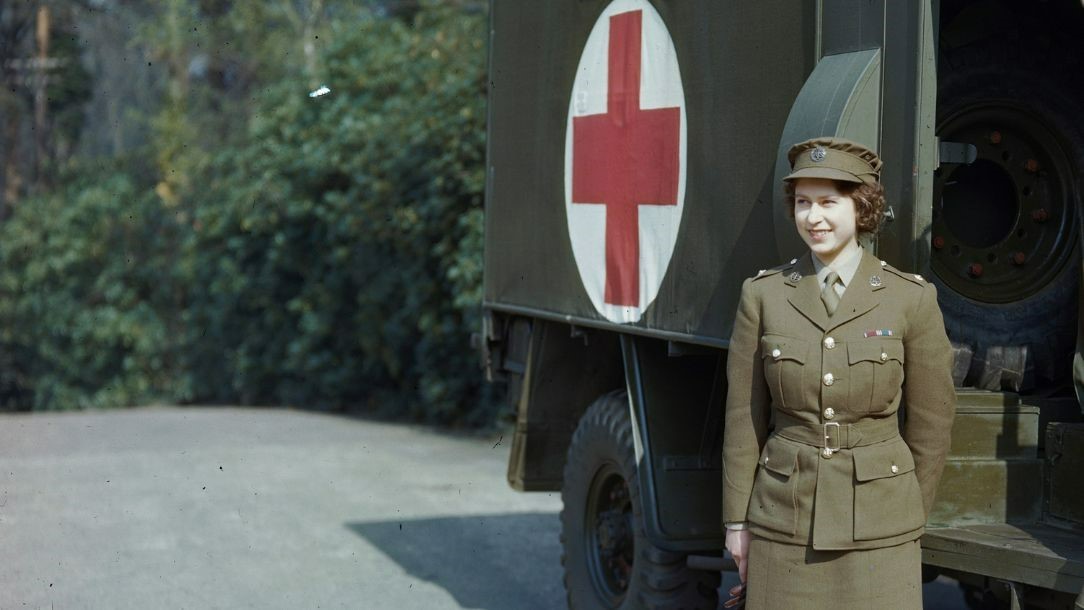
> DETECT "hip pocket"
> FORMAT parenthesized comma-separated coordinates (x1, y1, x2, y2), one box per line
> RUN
(747, 437, 801, 536)
(852, 438, 926, 540)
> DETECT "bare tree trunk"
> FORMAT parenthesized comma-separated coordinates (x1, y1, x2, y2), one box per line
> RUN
(302, 0, 324, 88)
(2, 110, 22, 219)
(0, 3, 33, 217)
(32, 4, 50, 191)
(283, 0, 325, 88)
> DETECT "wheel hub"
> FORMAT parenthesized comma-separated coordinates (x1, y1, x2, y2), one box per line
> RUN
(585, 466, 634, 603)
(932, 103, 1077, 303)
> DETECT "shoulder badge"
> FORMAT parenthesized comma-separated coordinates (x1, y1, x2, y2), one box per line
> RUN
(751, 258, 799, 281)
(751, 266, 786, 281)
(880, 261, 926, 286)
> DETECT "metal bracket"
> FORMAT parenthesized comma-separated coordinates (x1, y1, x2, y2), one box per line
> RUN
(938, 139, 978, 166)
(569, 324, 589, 346)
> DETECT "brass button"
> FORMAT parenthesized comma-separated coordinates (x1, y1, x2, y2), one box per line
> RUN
(822, 373, 835, 386)
(880, 352, 888, 362)
(771, 348, 782, 359)
(764, 456, 770, 464)
(823, 337, 836, 350)
(823, 407, 835, 420)
(821, 447, 833, 459)
(890, 464, 899, 474)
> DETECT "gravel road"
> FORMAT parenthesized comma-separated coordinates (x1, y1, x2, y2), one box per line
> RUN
(0, 407, 967, 609)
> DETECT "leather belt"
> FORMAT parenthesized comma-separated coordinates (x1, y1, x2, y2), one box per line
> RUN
(772, 411, 900, 457)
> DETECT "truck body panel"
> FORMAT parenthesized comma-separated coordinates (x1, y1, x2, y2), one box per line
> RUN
(483, 0, 1084, 606)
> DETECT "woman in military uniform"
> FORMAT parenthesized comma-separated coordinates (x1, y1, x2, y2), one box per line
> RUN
(721, 138, 956, 609)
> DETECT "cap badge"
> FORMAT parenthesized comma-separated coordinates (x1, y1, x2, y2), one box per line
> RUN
(810, 147, 827, 162)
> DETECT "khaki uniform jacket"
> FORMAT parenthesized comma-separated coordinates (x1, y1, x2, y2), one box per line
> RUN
(722, 250, 956, 550)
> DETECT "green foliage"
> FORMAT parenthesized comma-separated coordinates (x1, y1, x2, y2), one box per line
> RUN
(0, 3, 498, 425)
(0, 163, 182, 409)
(184, 5, 493, 422)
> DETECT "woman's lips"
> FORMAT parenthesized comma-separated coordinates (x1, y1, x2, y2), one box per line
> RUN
(808, 229, 831, 242)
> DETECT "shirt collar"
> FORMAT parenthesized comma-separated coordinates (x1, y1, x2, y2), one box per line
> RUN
(811, 246, 864, 288)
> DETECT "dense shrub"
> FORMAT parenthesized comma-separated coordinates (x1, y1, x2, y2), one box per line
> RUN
(0, 164, 183, 409)
(0, 5, 498, 425)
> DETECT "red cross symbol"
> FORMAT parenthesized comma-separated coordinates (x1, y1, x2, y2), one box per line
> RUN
(571, 10, 681, 307)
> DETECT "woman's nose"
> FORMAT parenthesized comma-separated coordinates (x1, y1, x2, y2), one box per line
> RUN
(807, 204, 823, 222)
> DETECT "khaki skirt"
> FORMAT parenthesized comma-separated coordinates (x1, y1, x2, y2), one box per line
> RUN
(745, 535, 921, 610)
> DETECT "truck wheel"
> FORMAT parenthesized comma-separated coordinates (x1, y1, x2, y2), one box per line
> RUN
(931, 41, 1084, 391)
(560, 390, 719, 610)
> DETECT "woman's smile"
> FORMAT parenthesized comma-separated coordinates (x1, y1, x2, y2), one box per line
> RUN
(792, 178, 860, 266)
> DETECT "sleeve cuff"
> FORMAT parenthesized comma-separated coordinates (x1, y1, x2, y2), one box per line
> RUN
(724, 522, 748, 531)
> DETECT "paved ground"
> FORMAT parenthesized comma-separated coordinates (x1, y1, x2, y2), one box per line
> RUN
(0, 407, 969, 609)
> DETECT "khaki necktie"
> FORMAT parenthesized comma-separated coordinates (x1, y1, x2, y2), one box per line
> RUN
(822, 271, 842, 316)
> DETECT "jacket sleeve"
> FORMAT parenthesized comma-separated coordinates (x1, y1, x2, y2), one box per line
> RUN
(901, 282, 956, 516)
(722, 277, 772, 524)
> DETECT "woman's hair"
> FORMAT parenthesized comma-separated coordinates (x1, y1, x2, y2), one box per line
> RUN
(783, 179, 886, 235)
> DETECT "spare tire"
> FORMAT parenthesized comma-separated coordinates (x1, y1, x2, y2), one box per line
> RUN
(930, 41, 1084, 392)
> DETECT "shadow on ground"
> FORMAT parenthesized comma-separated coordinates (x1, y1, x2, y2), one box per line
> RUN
(348, 512, 566, 610)
(350, 512, 969, 610)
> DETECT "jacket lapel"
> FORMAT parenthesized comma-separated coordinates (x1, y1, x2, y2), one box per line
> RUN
(826, 251, 883, 332)
(785, 253, 829, 331)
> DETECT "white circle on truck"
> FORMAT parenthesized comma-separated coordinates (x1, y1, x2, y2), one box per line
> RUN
(564, 0, 687, 324)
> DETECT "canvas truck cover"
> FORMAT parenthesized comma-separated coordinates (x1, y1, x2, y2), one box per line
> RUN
(483, 0, 937, 346)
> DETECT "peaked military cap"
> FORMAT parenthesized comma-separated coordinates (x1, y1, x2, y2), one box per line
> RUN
(784, 137, 883, 186)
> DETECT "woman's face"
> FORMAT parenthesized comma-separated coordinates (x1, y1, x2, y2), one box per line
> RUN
(792, 178, 859, 265)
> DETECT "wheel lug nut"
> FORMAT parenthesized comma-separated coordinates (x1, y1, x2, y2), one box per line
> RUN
(933, 236, 945, 250)
(1032, 208, 1049, 222)
(1012, 252, 1027, 265)
(968, 263, 984, 278)
(989, 131, 1003, 144)
(1024, 159, 1041, 173)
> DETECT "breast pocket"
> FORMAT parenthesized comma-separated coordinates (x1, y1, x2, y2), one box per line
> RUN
(846, 339, 904, 412)
(748, 437, 801, 536)
(852, 438, 926, 540)
(760, 335, 808, 411)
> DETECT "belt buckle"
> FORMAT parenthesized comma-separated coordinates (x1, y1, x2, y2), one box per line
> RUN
(822, 422, 841, 457)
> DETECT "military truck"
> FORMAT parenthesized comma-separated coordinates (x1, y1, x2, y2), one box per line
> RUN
(479, 1, 1084, 608)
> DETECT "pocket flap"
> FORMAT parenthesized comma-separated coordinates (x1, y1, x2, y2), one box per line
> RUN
(759, 437, 800, 477)
(848, 339, 904, 365)
(760, 335, 807, 364)
(852, 439, 916, 482)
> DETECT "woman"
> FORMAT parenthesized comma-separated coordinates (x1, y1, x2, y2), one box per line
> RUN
(721, 138, 956, 609)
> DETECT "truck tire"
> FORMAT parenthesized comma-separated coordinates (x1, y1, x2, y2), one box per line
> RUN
(930, 40, 1084, 392)
(560, 390, 719, 610)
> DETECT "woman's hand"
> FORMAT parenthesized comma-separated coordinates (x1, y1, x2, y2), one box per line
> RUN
(725, 528, 751, 583)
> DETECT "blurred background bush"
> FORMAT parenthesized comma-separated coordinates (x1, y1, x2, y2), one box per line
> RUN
(0, 0, 499, 425)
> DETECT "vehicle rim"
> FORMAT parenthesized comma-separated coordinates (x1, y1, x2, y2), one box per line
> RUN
(932, 101, 1078, 303)
(585, 463, 634, 605)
